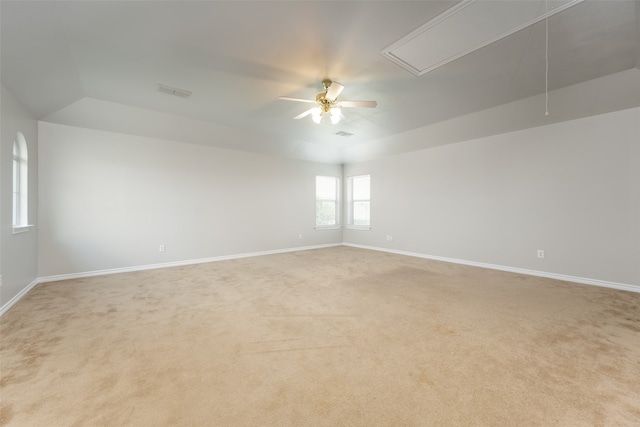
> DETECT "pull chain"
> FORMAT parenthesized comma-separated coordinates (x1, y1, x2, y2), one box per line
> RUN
(545, 0, 549, 116)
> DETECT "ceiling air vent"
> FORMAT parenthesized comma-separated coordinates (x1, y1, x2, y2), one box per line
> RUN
(381, 0, 584, 76)
(158, 83, 192, 98)
(335, 131, 354, 137)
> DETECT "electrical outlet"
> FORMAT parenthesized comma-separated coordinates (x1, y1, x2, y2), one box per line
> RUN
(159, 244, 165, 252)
(298, 234, 303, 240)
(386, 235, 393, 242)
(537, 250, 544, 259)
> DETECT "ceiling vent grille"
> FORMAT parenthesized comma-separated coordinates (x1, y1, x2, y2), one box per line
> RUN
(381, 0, 584, 76)
(335, 131, 354, 137)
(158, 83, 192, 98)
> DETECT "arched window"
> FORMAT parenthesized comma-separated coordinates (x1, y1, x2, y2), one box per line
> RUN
(12, 132, 29, 230)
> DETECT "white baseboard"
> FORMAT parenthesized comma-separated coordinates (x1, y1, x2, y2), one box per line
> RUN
(4, 241, 637, 318)
(343, 243, 640, 294)
(0, 278, 40, 316)
(1, 243, 341, 317)
(37, 243, 342, 283)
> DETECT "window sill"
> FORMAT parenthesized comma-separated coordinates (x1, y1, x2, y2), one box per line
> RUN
(314, 225, 341, 230)
(346, 225, 371, 231)
(12, 224, 34, 235)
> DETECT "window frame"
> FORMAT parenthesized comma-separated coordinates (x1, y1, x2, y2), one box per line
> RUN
(315, 175, 341, 229)
(12, 132, 31, 234)
(347, 174, 371, 230)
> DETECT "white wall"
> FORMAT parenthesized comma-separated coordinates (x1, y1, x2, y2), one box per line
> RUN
(1, 85, 39, 309)
(344, 107, 640, 287)
(342, 69, 640, 164)
(25, 98, 640, 289)
(38, 122, 342, 277)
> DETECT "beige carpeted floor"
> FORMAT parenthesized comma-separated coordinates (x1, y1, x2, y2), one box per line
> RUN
(1, 246, 639, 426)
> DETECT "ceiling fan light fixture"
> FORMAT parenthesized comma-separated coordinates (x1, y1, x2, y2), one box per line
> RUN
(279, 79, 377, 124)
(311, 108, 322, 124)
(330, 108, 342, 125)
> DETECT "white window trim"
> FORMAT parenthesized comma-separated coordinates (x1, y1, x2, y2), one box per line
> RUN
(315, 225, 342, 231)
(346, 225, 372, 231)
(315, 175, 341, 229)
(347, 174, 371, 229)
(13, 133, 29, 229)
(12, 224, 35, 235)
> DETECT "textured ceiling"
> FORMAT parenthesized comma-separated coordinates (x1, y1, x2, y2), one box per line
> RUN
(2, 1, 639, 163)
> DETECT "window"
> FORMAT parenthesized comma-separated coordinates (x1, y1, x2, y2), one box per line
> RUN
(347, 174, 370, 228)
(315, 176, 339, 228)
(12, 132, 29, 231)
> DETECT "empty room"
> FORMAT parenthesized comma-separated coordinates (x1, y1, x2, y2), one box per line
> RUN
(1, 1, 639, 425)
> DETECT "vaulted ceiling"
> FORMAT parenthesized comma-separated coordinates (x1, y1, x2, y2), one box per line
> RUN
(2, 1, 639, 163)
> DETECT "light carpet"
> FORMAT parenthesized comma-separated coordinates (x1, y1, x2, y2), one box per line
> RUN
(1, 246, 639, 426)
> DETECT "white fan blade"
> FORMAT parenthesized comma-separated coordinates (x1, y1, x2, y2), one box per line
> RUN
(279, 96, 316, 103)
(339, 100, 377, 108)
(325, 82, 344, 101)
(294, 108, 315, 119)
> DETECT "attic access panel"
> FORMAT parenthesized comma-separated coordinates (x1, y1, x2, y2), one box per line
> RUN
(381, 0, 584, 76)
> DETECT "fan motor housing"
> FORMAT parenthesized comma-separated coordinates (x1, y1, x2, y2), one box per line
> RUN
(316, 93, 333, 112)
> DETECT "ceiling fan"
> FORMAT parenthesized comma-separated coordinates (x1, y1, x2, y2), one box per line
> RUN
(279, 79, 377, 125)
